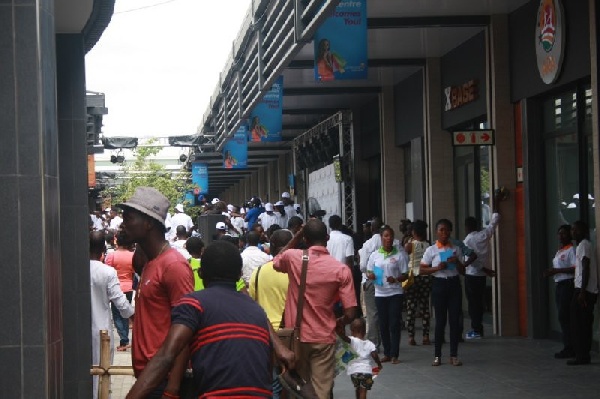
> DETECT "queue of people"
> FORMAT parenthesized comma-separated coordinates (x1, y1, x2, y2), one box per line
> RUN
(87, 185, 598, 399)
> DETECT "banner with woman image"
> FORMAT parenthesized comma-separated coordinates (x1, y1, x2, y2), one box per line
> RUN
(248, 76, 283, 142)
(223, 125, 248, 169)
(191, 162, 209, 195)
(314, 1, 368, 82)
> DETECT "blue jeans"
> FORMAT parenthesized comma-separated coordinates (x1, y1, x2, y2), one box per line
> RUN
(432, 276, 462, 358)
(375, 294, 403, 358)
(111, 291, 133, 346)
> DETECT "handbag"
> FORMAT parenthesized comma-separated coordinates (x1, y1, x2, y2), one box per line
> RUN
(255, 250, 317, 399)
(402, 268, 414, 289)
(402, 241, 416, 289)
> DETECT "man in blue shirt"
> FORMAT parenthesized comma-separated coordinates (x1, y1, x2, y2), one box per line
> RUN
(245, 197, 265, 231)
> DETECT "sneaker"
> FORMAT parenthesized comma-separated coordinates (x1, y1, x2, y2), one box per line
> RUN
(465, 330, 482, 340)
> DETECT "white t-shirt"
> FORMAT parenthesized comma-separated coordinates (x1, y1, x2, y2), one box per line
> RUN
(347, 336, 376, 375)
(575, 239, 599, 293)
(258, 212, 279, 231)
(230, 216, 245, 238)
(327, 230, 354, 264)
(463, 213, 500, 276)
(552, 245, 576, 283)
(109, 216, 122, 230)
(421, 242, 464, 279)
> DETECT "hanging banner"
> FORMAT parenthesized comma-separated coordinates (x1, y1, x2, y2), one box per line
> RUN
(314, 0, 368, 82)
(192, 162, 209, 195)
(249, 76, 283, 142)
(223, 125, 248, 169)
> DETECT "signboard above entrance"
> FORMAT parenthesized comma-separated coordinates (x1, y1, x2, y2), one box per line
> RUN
(535, 0, 565, 84)
(452, 130, 495, 146)
(443, 80, 479, 112)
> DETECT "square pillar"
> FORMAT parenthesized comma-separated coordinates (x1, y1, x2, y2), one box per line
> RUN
(424, 58, 455, 232)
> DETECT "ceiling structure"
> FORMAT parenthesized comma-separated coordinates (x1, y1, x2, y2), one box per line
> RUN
(195, 0, 531, 197)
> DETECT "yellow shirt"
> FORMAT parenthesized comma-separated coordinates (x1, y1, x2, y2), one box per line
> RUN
(249, 261, 289, 329)
(189, 257, 245, 292)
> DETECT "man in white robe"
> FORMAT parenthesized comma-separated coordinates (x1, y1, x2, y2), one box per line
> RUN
(90, 231, 135, 399)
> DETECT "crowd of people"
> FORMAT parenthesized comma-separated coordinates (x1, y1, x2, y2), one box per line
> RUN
(87, 185, 598, 399)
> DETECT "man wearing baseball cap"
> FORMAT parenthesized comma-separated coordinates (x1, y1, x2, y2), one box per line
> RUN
(118, 187, 194, 398)
(281, 192, 297, 221)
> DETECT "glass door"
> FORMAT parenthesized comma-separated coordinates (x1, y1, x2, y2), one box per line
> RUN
(543, 84, 594, 334)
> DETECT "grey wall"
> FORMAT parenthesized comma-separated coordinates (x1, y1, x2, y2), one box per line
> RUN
(441, 30, 487, 130)
(509, 0, 590, 101)
(0, 1, 64, 397)
(57, 34, 93, 398)
(359, 98, 381, 160)
(394, 70, 425, 146)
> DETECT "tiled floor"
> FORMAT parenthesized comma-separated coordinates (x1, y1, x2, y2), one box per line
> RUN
(108, 325, 600, 399)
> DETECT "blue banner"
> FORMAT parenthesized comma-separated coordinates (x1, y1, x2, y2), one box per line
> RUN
(223, 125, 248, 169)
(314, 0, 368, 82)
(192, 162, 209, 195)
(249, 76, 283, 142)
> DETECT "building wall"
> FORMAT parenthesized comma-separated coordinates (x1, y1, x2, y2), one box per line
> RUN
(0, 2, 67, 397)
(509, 0, 591, 101)
(57, 33, 94, 398)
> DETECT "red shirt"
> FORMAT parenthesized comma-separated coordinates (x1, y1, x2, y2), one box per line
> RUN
(274, 246, 357, 344)
(132, 248, 194, 376)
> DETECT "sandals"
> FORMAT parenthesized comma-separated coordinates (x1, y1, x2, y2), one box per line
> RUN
(408, 336, 417, 346)
(380, 356, 392, 363)
(391, 357, 401, 364)
(422, 336, 431, 345)
(432, 357, 441, 366)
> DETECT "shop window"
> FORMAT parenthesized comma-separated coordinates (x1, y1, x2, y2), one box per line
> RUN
(543, 84, 594, 334)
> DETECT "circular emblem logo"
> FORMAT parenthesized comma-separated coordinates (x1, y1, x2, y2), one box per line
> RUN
(535, 0, 565, 84)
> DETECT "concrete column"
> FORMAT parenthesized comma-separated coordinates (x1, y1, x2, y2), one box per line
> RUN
(278, 154, 287, 197)
(0, 3, 64, 397)
(267, 160, 278, 201)
(424, 58, 455, 233)
(56, 34, 93, 398)
(590, 0, 600, 260)
(489, 15, 519, 336)
(380, 76, 406, 229)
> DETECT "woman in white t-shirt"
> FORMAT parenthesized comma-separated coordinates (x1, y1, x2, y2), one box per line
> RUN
(366, 226, 409, 364)
(543, 224, 575, 359)
(420, 219, 465, 367)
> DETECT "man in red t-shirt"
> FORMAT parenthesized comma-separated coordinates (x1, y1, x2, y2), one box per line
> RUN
(274, 219, 357, 398)
(119, 187, 194, 399)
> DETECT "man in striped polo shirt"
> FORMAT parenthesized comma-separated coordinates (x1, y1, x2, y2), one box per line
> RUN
(126, 240, 295, 398)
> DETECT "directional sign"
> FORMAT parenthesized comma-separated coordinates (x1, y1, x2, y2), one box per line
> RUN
(452, 130, 495, 146)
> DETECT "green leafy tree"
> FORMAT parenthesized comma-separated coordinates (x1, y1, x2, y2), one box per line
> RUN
(102, 140, 193, 212)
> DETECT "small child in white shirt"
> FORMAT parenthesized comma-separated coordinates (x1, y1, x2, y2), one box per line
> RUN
(337, 318, 383, 399)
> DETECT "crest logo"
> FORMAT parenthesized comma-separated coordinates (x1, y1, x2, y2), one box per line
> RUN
(535, 0, 564, 84)
(538, 0, 556, 52)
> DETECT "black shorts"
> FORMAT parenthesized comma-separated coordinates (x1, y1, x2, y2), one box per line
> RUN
(350, 373, 374, 390)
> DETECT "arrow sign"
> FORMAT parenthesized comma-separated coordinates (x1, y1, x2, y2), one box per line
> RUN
(452, 130, 495, 146)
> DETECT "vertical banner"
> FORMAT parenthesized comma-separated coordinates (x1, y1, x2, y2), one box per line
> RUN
(314, 0, 368, 82)
(249, 76, 283, 142)
(87, 154, 96, 188)
(192, 162, 209, 195)
(223, 125, 248, 169)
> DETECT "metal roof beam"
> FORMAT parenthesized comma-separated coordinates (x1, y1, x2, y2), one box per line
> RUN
(367, 15, 490, 29)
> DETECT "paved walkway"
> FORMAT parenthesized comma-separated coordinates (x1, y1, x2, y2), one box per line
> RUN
(108, 327, 600, 399)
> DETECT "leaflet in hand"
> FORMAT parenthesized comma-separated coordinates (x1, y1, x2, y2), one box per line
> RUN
(373, 266, 385, 286)
(439, 249, 456, 271)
